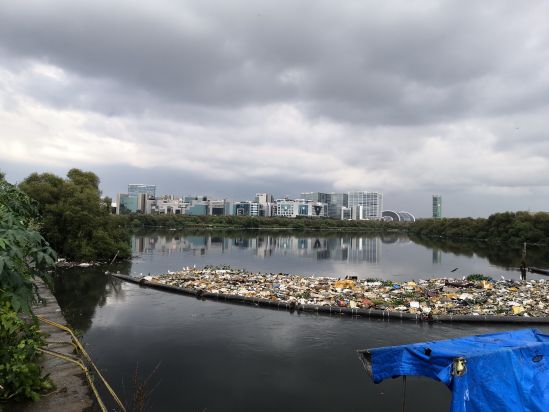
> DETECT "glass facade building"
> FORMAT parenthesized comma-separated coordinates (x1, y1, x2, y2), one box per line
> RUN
(300, 192, 330, 204)
(432, 195, 442, 219)
(233, 202, 259, 216)
(128, 184, 156, 198)
(117, 193, 138, 214)
(327, 193, 348, 219)
(187, 204, 208, 216)
(298, 204, 309, 216)
(210, 201, 226, 216)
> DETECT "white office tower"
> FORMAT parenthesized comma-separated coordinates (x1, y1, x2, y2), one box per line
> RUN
(255, 193, 274, 204)
(347, 191, 383, 220)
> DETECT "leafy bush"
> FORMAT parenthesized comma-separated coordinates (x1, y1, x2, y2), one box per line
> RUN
(0, 181, 56, 314)
(19, 169, 131, 261)
(0, 176, 56, 404)
(0, 302, 54, 402)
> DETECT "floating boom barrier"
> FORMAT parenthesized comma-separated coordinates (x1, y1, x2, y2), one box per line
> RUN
(110, 273, 549, 324)
(529, 267, 549, 276)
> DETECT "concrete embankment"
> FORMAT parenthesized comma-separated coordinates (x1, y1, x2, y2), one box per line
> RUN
(111, 273, 549, 324)
(16, 279, 93, 412)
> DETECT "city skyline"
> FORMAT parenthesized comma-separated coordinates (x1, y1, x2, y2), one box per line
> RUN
(116, 186, 395, 220)
(2, 1, 549, 218)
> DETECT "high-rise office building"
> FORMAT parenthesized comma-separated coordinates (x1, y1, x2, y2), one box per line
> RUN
(300, 192, 330, 204)
(348, 191, 365, 208)
(254, 194, 274, 216)
(348, 191, 383, 220)
(432, 195, 442, 219)
(233, 201, 259, 217)
(327, 193, 348, 219)
(116, 189, 157, 214)
(255, 193, 274, 204)
(128, 184, 156, 198)
(116, 193, 138, 214)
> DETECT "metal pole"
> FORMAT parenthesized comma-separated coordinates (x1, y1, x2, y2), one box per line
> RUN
(521, 243, 527, 280)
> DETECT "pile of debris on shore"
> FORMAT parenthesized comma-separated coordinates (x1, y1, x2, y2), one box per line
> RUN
(55, 258, 100, 268)
(149, 268, 549, 317)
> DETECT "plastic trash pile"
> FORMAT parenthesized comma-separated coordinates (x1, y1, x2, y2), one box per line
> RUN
(150, 268, 549, 317)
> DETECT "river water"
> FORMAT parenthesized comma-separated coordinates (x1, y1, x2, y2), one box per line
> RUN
(53, 230, 549, 411)
(128, 229, 549, 280)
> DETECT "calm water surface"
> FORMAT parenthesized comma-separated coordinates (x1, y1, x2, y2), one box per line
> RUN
(53, 230, 549, 411)
(129, 230, 548, 280)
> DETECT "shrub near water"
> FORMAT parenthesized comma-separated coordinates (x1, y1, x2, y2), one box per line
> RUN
(19, 169, 131, 261)
(0, 175, 56, 405)
(0, 302, 54, 403)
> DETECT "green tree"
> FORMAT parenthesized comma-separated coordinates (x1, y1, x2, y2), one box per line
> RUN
(19, 169, 131, 261)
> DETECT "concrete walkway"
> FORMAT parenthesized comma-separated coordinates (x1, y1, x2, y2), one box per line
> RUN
(15, 278, 94, 412)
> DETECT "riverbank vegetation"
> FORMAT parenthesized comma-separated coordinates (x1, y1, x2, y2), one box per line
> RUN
(0, 175, 55, 404)
(116, 213, 405, 231)
(410, 234, 549, 269)
(119, 211, 549, 246)
(19, 169, 131, 262)
(408, 212, 549, 245)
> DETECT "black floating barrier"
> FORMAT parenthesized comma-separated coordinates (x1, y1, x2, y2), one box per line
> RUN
(110, 273, 549, 324)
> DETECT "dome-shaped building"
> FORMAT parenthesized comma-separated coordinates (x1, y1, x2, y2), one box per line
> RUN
(397, 211, 415, 222)
(381, 210, 416, 222)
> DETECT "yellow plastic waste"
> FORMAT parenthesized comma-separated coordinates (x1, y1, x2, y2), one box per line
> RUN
(334, 279, 356, 289)
(481, 280, 493, 290)
(512, 306, 525, 315)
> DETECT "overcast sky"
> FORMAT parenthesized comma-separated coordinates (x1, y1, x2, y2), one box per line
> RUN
(1, 1, 549, 217)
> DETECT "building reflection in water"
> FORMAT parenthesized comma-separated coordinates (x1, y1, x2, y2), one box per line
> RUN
(432, 248, 442, 264)
(132, 233, 383, 264)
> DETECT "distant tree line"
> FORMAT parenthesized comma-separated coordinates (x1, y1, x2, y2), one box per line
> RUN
(118, 210, 549, 246)
(114, 213, 406, 231)
(117, 206, 549, 244)
(408, 212, 549, 245)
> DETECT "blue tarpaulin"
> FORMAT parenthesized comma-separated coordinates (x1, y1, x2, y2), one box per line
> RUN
(359, 329, 549, 412)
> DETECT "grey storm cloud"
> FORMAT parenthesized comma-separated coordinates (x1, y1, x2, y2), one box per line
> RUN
(1, 0, 549, 217)
(2, 0, 548, 123)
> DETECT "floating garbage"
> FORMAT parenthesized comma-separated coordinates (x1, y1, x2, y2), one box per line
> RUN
(141, 267, 549, 318)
